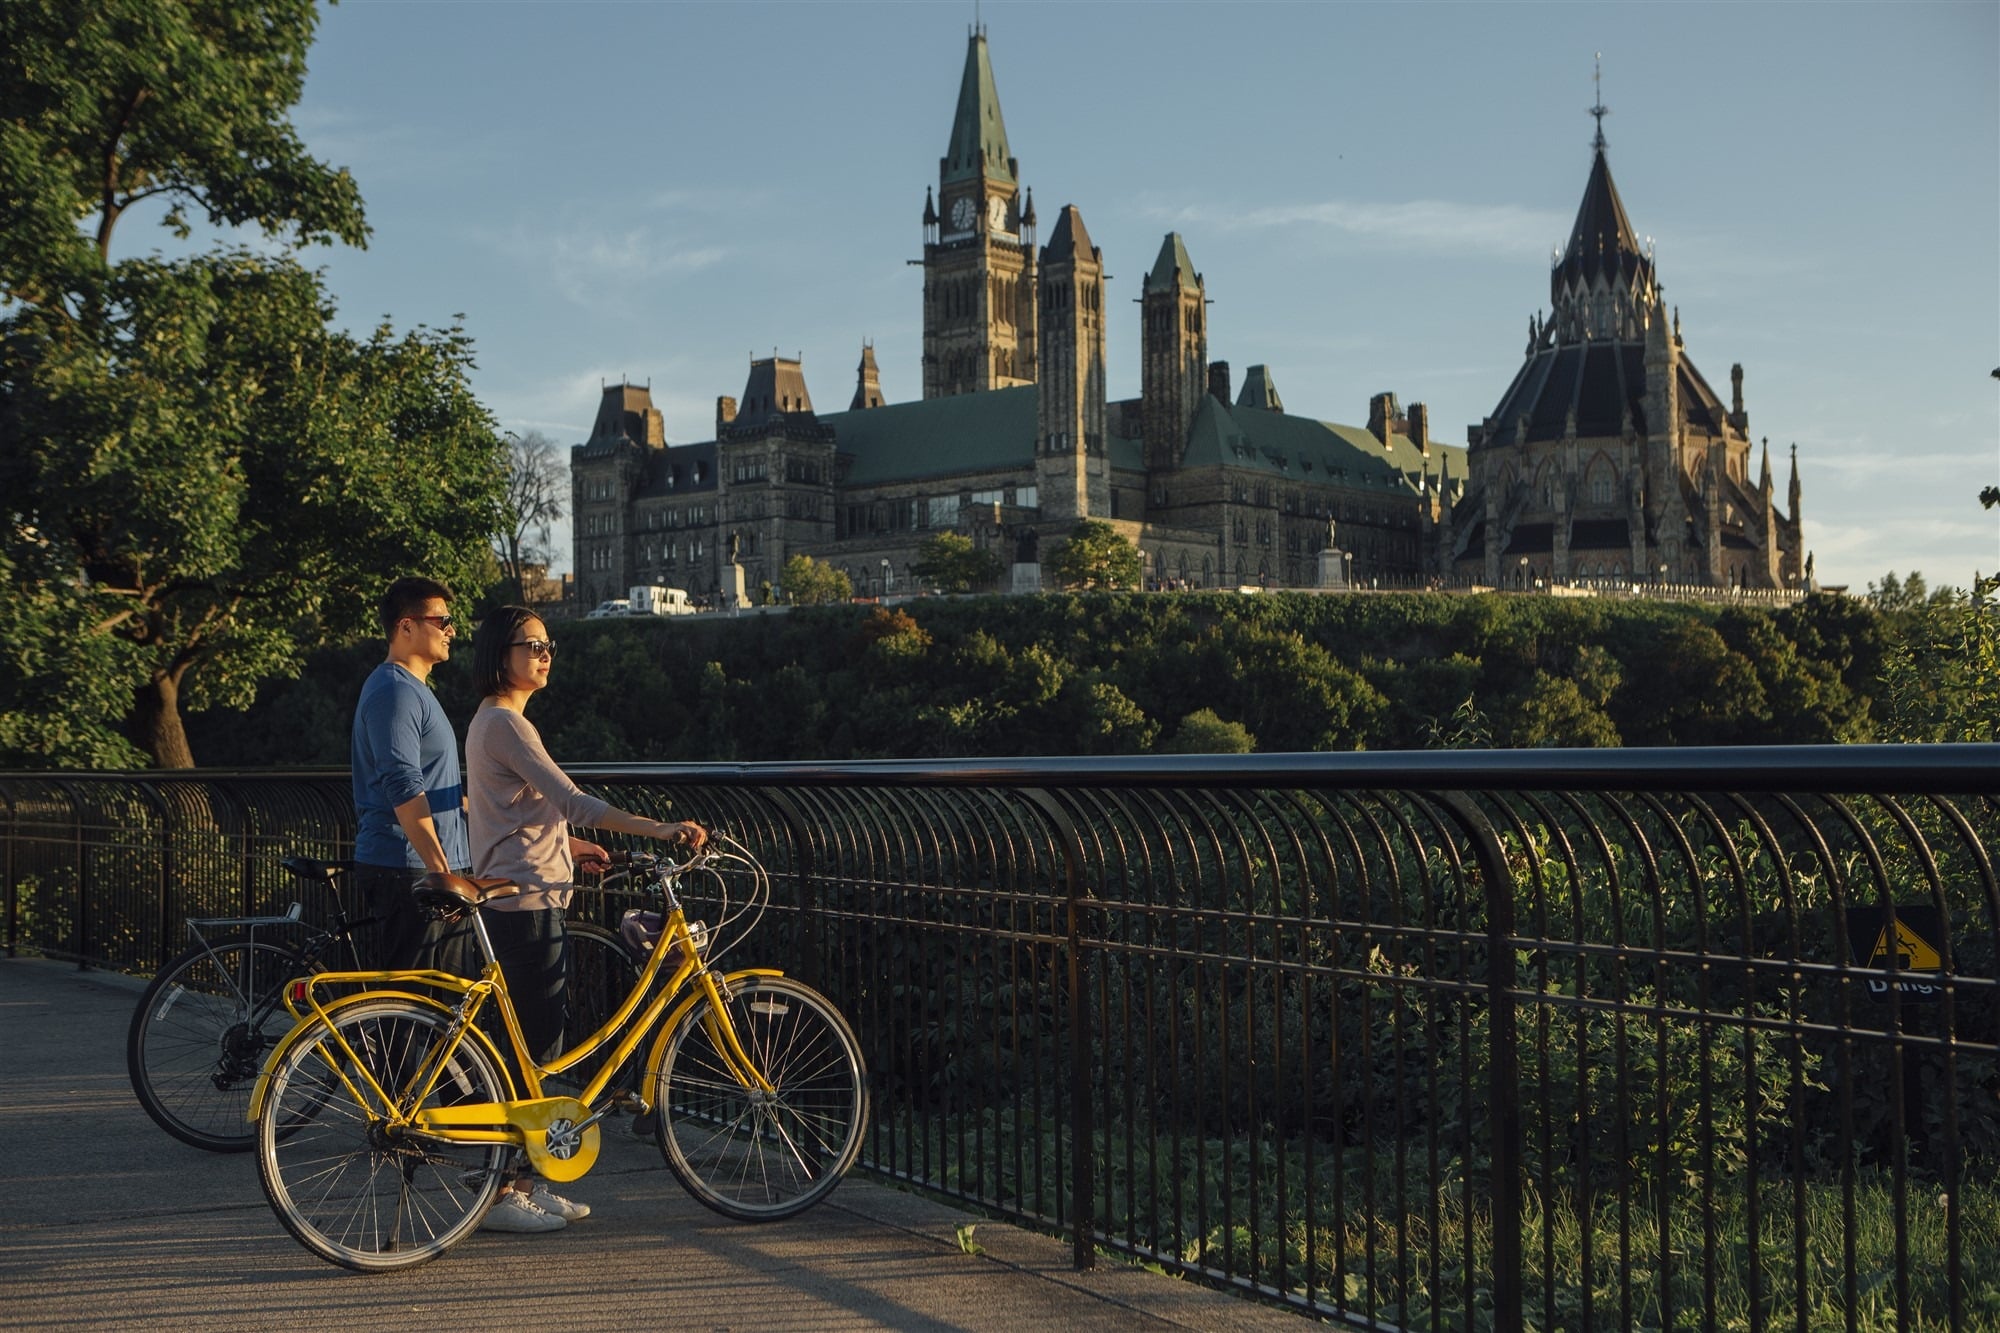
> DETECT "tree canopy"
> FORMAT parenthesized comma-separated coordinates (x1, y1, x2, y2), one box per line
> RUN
(911, 531, 1003, 594)
(1047, 520, 1141, 591)
(782, 553, 853, 607)
(0, 0, 366, 303)
(0, 1, 506, 767)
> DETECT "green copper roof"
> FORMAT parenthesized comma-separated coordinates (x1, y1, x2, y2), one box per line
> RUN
(1180, 397, 1465, 492)
(820, 385, 1036, 484)
(1144, 232, 1200, 295)
(942, 33, 1014, 187)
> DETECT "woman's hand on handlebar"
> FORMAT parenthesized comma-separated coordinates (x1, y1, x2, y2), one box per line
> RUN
(570, 836, 613, 875)
(664, 821, 708, 851)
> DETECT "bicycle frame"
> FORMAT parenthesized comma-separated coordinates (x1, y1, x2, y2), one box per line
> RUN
(248, 876, 783, 1182)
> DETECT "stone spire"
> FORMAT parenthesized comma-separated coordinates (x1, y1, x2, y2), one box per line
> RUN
(942, 29, 1015, 188)
(850, 342, 884, 410)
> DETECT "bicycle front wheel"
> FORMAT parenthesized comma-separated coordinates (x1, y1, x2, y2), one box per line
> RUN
(127, 939, 309, 1152)
(256, 997, 510, 1271)
(651, 975, 867, 1221)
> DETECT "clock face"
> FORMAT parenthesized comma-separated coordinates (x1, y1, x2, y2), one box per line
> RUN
(950, 197, 975, 231)
(988, 197, 1008, 231)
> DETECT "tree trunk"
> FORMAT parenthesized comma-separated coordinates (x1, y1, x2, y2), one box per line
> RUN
(130, 672, 195, 769)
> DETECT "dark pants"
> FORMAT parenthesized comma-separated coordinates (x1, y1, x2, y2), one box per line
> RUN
(351, 862, 479, 976)
(480, 906, 570, 1067)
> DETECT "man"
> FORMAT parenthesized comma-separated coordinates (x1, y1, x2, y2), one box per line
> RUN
(350, 576, 471, 974)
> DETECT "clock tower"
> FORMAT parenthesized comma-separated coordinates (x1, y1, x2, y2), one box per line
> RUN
(921, 27, 1036, 400)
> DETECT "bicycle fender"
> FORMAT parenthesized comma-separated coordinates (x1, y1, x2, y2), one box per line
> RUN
(639, 967, 784, 1087)
(245, 989, 517, 1123)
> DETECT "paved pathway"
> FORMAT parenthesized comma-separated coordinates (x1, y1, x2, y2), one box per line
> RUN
(0, 957, 1304, 1331)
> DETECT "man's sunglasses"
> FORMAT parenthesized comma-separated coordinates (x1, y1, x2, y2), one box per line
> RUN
(409, 614, 455, 631)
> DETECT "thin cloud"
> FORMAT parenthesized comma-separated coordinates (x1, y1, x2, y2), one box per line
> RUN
(1146, 197, 1568, 259)
(472, 218, 728, 306)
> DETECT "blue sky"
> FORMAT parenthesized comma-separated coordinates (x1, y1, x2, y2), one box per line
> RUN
(169, 0, 2000, 589)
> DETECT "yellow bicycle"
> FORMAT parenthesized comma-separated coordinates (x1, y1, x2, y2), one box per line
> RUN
(248, 839, 867, 1271)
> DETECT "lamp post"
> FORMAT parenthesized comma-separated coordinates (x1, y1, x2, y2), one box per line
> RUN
(880, 557, 891, 598)
(1519, 555, 1529, 590)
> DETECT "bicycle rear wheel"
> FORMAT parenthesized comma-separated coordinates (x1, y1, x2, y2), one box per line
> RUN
(256, 997, 510, 1271)
(127, 939, 309, 1152)
(651, 975, 867, 1221)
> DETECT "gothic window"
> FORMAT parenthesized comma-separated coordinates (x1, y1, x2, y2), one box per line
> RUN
(1586, 456, 1617, 507)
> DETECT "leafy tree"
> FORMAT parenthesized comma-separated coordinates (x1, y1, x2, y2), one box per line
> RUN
(1876, 576, 2000, 742)
(497, 430, 566, 605)
(0, 0, 366, 303)
(0, 1, 505, 767)
(782, 553, 852, 606)
(911, 531, 1003, 594)
(1867, 570, 1933, 612)
(2, 255, 507, 767)
(1046, 519, 1141, 591)
(1161, 708, 1256, 754)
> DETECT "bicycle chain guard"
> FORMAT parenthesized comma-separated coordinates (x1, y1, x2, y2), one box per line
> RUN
(511, 1096, 600, 1182)
(419, 1096, 601, 1181)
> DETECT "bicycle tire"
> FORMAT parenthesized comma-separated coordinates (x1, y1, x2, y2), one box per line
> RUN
(256, 996, 510, 1271)
(127, 939, 311, 1153)
(651, 975, 868, 1221)
(557, 922, 642, 1093)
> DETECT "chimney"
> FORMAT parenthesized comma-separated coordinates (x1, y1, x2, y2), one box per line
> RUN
(715, 395, 737, 436)
(1407, 402, 1430, 453)
(1366, 391, 1404, 445)
(1207, 360, 1231, 404)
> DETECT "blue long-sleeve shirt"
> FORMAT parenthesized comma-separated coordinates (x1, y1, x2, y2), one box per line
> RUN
(351, 661, 469, 870)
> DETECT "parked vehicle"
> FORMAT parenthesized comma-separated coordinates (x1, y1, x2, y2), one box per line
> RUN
(628, 585, 695, 616)
(586, 598, 630, 619)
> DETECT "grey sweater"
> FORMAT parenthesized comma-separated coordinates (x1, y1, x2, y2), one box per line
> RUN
(465, 702, 610, 911)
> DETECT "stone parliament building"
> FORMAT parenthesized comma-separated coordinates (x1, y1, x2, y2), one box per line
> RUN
(570, 32, 1803, 608)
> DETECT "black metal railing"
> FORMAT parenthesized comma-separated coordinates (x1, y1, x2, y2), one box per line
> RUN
(6, 746, 1998, 1330)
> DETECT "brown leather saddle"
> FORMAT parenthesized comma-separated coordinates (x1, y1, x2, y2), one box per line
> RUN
(412, 871, 522, 920)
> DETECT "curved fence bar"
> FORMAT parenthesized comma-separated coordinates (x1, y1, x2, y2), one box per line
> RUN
(5, 747, 1999, 1330)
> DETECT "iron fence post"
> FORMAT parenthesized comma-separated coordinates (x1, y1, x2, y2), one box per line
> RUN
(1023, 787, 1096, 1270)
(1436, 790, 1523, 1329)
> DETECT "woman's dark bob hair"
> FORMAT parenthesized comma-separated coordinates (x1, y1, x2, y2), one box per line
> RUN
(471, 604, 542, 699)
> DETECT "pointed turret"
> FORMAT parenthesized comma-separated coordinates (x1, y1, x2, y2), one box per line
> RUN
(1144, 232, 1202, 295)
(851, 343, 885, 411)
(1036, 205, 1108, 522)
(942, 30, 1015, 187)
(1788, 442, 1802, 524)
(1141, 233, 1208, 471)
(1236, 365, 1285, 413)
(922, 187, 938, 227)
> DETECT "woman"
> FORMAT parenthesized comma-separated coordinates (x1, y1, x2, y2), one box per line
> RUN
(464, 604, 706, 1233)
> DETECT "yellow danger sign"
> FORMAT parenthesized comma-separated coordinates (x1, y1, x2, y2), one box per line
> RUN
(1866, 918, 1943, 971)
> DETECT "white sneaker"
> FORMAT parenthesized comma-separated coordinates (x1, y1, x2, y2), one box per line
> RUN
(480, 1188, 566, 1233)
(529, 1182, 591, 1221)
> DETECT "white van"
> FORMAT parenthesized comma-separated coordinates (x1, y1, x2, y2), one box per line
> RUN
(585, 598, 630, 619)
(628, 585, 695, 616)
